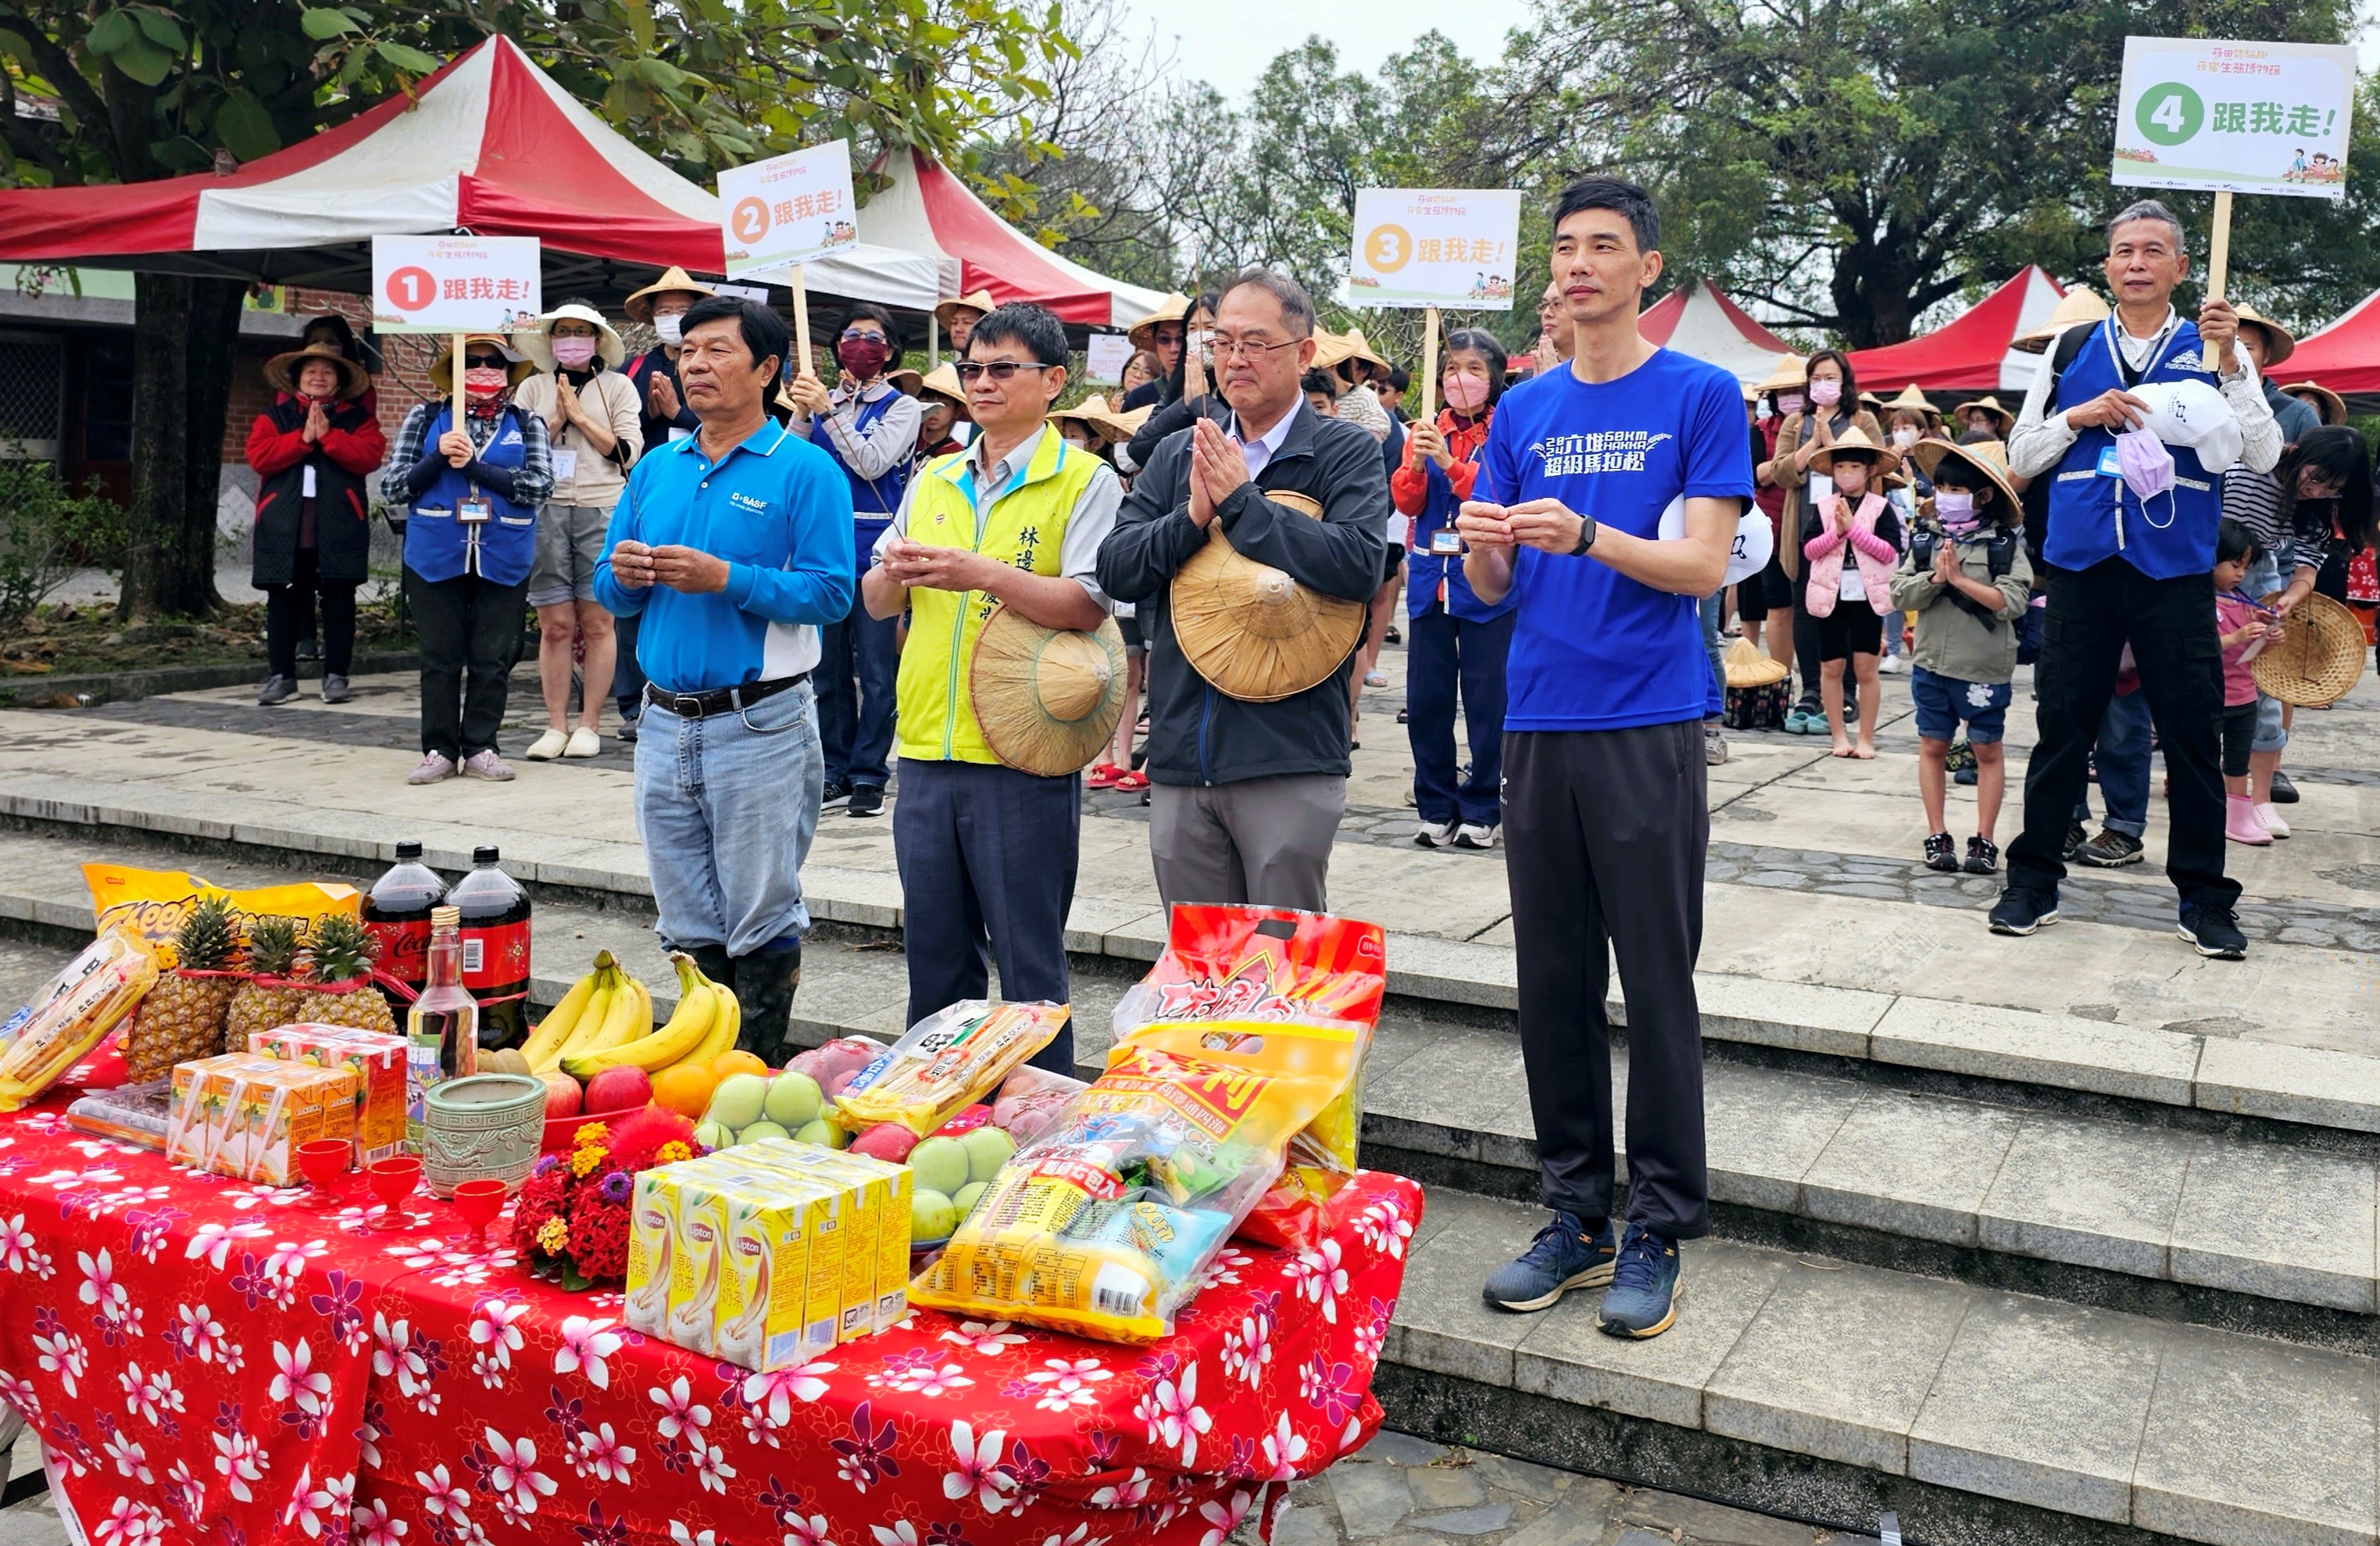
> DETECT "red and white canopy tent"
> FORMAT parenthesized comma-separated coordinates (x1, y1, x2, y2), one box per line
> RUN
(1846, 266, 2067, 398)
(860, 149, 1167, 331)
(1638, 278, 1796, 388)
(0, 35, 939, 311)
(2275, 288, 2380, 406)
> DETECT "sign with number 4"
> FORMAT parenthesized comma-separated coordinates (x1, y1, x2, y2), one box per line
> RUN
(2114, 35, 2357, 199)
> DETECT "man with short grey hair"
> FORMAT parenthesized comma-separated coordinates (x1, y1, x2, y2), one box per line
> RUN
(1098, 268, 1388, 911)
(1991, 196, 2280, 959)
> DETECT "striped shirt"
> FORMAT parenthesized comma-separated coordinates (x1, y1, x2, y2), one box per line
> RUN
(2219, 466, 2328, 574)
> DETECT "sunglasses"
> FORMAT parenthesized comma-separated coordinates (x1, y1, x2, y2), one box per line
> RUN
(956, 361, 1056, 383)
(464, 356, 507, 370)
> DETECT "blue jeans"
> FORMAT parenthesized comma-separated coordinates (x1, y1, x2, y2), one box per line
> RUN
(2071, 686, 2151, 839)
(634, 681, 824, 956)
(2244, 542, 2292, 753)
(1406, 606, 1513, 828)
(817, 609, 899, 790)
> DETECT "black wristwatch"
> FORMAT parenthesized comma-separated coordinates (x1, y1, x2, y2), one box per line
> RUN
(1569, 516, 1599, 556)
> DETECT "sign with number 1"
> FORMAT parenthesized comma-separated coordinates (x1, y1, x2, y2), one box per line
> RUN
(370, 234, 543, 333)
(2113, 36, 2357, 200)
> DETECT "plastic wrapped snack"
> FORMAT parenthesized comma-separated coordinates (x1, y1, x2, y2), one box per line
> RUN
(66, 1083, 175, 1151)
(988, 1064, 1087, 1147)
(0, 932, 159, 1112)
(909, 1019, 1355, 1343)
(832, 1000, 1066, 1138)
(81, 861, 358, 958)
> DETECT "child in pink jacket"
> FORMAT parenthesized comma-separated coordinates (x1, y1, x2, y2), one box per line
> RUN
(1803, 428, 1904, 757)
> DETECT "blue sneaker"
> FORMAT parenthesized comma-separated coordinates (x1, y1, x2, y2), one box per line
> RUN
(1481, 1211, 1617, 1313)
(1598, 1222, 1682, 1338)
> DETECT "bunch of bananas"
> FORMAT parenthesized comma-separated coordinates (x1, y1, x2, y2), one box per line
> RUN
(554, 953, 739, 1080)
(522, 950, 651, 1075)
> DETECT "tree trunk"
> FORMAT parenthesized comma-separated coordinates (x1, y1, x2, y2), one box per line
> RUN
(119, 274, 240, 620)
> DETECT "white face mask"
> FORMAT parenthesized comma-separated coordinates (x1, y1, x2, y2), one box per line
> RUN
(1891, 428, 1920, 449)
(654, 313, 684, 345)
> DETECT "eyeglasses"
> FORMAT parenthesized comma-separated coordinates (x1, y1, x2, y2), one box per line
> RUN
(955, 361, 1056, 383)
(1209, 335, 1303, 361)
(839, 328, 887, 342)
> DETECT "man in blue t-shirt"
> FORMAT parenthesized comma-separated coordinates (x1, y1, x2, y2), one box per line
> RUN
(1456, 176, 1755, 1340)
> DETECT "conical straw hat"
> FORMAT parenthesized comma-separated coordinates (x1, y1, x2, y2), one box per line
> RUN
(2012, 287, 2110, 353)
(1169, 490, 1367, 702)
(968, 608, 1129, 775)
(2252, 591, 2367, 707)
(1723, 636, 1789, 688)
(2283, 380, 2348, 427)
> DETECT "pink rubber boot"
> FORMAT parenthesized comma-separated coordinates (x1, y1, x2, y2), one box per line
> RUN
(2226, 793, 2273, 846)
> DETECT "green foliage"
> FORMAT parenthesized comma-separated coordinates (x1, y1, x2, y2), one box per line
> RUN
(0, 463, 128, 634)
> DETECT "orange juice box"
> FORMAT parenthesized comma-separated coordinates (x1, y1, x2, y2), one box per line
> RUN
(248, 1024, 408, 1165)
(165, 1054, 357, 1185)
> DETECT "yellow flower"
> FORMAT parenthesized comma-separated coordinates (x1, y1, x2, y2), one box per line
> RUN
(656, 1140, 691, 1164)
(573, 1121, 609, 1152)
(535, 1216, 569, 1253)
(570, 1145, 606, 1178)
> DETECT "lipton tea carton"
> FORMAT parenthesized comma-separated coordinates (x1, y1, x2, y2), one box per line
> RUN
(712, 1172, 844, 1370)
(754, 1143, 912, 1337)
(248, 1024, 407, 1165)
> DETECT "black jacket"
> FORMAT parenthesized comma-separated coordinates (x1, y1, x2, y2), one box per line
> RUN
(1097, 402, 1388, 786)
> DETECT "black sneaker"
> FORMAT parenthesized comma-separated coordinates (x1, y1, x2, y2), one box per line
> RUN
(2060, 820, 2089, 862)
(847, 786, 884, 818)
(2178, 904, 2249, 960)
(295, 637, 319, 663)
(2076, 828, 2144, 868)
(820, 780, 852, 810)
(1963, 835, 2000, 875)
(1988, 886, 2059, 936)
(1923, 832, 1960, 872)
(2269, 769, 2300, 804)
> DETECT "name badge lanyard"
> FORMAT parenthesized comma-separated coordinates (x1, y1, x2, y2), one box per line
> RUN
(2100, 313, 2181, 552)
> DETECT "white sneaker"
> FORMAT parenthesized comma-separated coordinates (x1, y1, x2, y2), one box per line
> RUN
(524, 728, 568, 760)
(1877, 654, 1907, 675)
(564, 727, 602, 758)
(1414, 821, 1458, 849)
(1453, 823, 1499, 850)
(2255, 802, 2292, 839)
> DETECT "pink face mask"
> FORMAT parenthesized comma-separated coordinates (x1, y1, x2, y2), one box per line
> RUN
(2114, 427, 2177, 525)
(1775, 392, 1805, 414)
(1442, 374, 1488, 416)
(1808, 378, 1843, 407)
(550, 337, 599, 370)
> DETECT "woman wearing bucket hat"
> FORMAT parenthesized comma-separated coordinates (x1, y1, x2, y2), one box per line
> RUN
(383, 334, 552, 784)
(245, 342, 386, 707)
(512, 301, 645, 760)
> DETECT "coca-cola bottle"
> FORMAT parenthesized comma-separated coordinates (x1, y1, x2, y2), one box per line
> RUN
(448, 846, 533, 1051)
(363, 840, 449, 1011)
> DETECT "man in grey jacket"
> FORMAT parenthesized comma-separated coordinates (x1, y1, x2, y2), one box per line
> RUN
(1097, 269, 1388, 911)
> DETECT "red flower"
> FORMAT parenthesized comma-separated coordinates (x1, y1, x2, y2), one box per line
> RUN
(569, 1198, 630, 1283)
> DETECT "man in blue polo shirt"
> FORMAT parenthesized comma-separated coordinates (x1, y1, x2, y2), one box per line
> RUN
(1456, 176, 1753, 1340)
(594, 296, 855, 1060)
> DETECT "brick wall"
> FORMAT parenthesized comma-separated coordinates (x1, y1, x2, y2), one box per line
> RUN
(217, 287, 445, 463)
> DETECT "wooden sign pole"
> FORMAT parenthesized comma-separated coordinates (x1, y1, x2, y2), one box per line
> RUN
(791, 263, 814, 376)
(2207, 190, 2234, 304)
(1419, 305, 1441, 423)
(453, 332, 467, 407)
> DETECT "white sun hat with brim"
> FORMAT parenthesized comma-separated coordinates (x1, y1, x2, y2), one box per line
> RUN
(510, 303, 628, 371)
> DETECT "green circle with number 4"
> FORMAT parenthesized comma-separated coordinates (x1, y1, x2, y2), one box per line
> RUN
(2135, 83, 2204, 147)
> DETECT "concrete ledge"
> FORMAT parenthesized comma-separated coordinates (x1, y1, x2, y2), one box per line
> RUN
(2196, 1040, 2380, 1136)
(0, 650, 420, 709)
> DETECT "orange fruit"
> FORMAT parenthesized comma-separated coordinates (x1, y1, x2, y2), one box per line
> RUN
(652, 1064, 720, 1119)
(709, 1050, 770, 1082)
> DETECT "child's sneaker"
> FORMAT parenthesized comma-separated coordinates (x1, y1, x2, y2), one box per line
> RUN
(1963, 835, 1999, 875)
(1923, 832, 1960, 872)
(2225, 793, 2272, 846)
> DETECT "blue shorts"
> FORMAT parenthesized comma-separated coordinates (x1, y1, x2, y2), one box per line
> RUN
(1911, 667, 2012, 744)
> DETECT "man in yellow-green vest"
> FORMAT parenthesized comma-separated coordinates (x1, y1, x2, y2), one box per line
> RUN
(860, 302, 1120, 1072)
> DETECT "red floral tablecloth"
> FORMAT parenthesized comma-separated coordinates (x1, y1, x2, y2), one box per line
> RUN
(0, 1090, 1422, 1546)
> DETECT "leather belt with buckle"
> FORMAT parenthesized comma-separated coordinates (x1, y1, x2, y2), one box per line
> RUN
(644, 673, 809, 720)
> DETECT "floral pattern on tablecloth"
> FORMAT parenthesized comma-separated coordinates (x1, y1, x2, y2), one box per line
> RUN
(0, 1100, 1421, 1546)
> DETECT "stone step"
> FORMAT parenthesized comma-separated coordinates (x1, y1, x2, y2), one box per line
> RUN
(11, 779, 2380, 1141)
(1385, 1187, 2380, 1546)
(6, 827, 2375, 1347)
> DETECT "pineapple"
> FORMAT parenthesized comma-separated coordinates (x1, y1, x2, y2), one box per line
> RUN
(287, 914, 398, 1037)
(224, 915, 306, 1048)
(122, 896, 244, 1081)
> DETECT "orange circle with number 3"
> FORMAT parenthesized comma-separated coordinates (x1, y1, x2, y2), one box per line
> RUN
(1363, 224, 1413, 274)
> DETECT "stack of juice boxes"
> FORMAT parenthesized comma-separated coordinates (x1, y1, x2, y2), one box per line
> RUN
(247, 1023, 410, 1166)
(627, 1139, 913, 1371)
(165, 1053, 357, 1184)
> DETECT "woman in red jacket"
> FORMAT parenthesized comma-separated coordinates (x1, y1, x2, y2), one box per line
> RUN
(245, 342, 388, 705)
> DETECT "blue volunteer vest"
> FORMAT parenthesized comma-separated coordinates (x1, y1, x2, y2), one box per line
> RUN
(2045, 317, 2226, 581)
(1406, 454, 1516, 624)
(405, 406, 538, 585)
(813, 388, 911, 579)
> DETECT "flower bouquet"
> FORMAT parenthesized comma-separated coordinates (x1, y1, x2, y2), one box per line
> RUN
(512, 1108, 703, 1290)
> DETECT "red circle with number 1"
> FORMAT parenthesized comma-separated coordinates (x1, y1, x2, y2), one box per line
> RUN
(731, 197, 770, 245)
(384, 266, 436, 312)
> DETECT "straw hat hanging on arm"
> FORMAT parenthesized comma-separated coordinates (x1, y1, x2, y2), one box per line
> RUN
(2253, 591, 2367, 707)
(1170, 489, 1369, 703)
(968, 607, 1131, 775)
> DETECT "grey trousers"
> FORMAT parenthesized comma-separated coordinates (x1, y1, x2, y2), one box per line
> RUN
(1147, 775, 1345, 912)
(1504, 721, 1710, 1239)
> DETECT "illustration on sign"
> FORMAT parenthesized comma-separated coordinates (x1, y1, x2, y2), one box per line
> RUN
(720, 141, 859, 278)
(2113, 36, 2357, 199)
(370, 235, 543, 334)
(1349, 189, 1525, 310)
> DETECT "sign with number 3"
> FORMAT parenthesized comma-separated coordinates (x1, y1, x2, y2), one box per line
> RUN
(1349, 188, 1524, 310)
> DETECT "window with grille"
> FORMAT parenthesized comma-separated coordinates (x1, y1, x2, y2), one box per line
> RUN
(0, 333, 64, 460)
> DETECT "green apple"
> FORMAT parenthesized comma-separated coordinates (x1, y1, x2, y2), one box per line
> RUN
(910, 1188, 960, 1242)
(764, 1071, 822, 1127)
(958, 1126, 1014, 1185)
(794, 1118, 849, 1150)
(952, 1180, 988, 1219)
(908, 1136, 969, 1196)
(707, 1073, 769, 1131)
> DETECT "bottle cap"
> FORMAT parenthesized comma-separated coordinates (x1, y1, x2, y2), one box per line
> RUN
(395, 840, 423, 861)
(432, 904, 461, 928)
(473, 846, 501, 865)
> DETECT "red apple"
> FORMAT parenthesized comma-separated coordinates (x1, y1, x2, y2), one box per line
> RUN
(540, 1072, 583, 1118)
(583, 1065, 652, 1114)
(849, 1124, 919, 1164)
